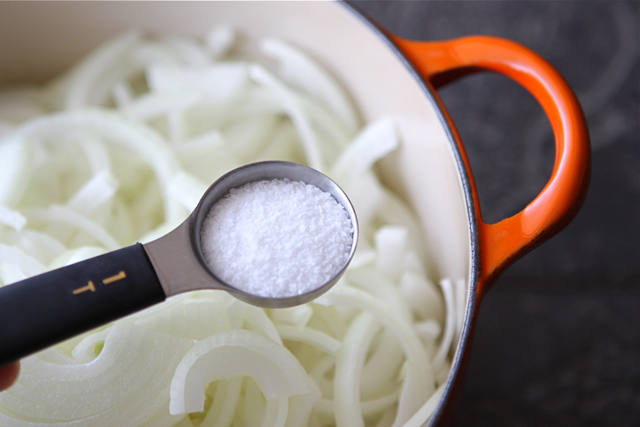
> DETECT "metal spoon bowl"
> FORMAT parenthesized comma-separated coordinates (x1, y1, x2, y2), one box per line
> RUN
(146, 161, 359, 308)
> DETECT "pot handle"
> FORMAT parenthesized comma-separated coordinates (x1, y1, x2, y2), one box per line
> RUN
(390, 35, 591, 294)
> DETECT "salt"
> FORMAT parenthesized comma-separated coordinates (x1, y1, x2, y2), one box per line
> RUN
(200, 179, 353, 298)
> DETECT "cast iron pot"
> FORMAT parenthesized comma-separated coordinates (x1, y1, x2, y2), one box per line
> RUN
(0, 2, 590, 426)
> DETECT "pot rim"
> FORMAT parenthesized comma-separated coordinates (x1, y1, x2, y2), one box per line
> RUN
(342, 1, 592, 425)
(341, 3, 481, 425)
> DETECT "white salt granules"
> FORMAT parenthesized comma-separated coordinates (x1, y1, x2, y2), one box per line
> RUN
(200, 179, 353, 298)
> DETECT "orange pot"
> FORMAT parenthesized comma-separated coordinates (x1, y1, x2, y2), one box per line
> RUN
(0, 2, 590, 425)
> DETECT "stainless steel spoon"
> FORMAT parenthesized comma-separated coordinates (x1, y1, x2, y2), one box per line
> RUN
(0, 161, 358, 367)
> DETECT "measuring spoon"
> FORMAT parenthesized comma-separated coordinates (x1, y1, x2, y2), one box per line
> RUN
(0, 161, 358, 367)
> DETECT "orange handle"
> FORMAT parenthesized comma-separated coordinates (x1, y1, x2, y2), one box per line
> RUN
(390, 35, 591, 295)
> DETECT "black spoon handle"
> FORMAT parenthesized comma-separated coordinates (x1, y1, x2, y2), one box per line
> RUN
(0, 243, 166, 367)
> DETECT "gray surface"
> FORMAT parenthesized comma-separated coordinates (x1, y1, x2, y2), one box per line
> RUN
(349, 1, 639, 425)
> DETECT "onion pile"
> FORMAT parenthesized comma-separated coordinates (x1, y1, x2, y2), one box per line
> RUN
(0, 28, 462, 427)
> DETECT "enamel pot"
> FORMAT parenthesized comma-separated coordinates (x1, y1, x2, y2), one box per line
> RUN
(0, 2, 590, 426)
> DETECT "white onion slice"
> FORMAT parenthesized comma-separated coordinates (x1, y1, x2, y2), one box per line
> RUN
(284, 377, 321, 427)
(275, 325, 341, 356)
(453, 278, 468, 345)
(261, 39, 359, 134)
(241, 305, 283, 344)
(11, 230, 66, 267)
(169, 330, 311, 415)
(111, 81, 134, 108)
(415, 320, 442, 341)
(0, 262, 28, 286)
(340, 171, 385, 231)
(315, 387, 400, 418)
(433, 278, 456, 371)
(0, 206, 26, 231)
(71, 328, 111, 363)
(399, 272, 445, 323)
(333, 313, 380, 427)
(166, 171, 207, 213)
(316, 286, 435, 414)
(0, 323, 192, 425)
(198, 378, 242, 427)
(394, 362, 426, 427)
(330, 118, 397, 186)
(60, 32, 142, 110)
(76, 135, 111, 175)
(401, 384, 446, 427)
(0, 136, 32, 207)
(9, 110, 182, 223)
(121, 92, 202, 123)
(160, 35, 211, 66)
(0, 243, 47, 278)
(378, 189, 429, 262)
(360, 330, 404, 400)
(66, 170, 119, 216)
(373, 226, 409, 282)
(269, 305, 314, 329)
(205, 26, 236, 59)
(346, 268, 413, 324)
(24, 205, 120, 251)
(249, 65, 324, 172)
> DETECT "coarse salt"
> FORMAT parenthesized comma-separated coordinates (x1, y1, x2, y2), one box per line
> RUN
(200, 178, 353, 298)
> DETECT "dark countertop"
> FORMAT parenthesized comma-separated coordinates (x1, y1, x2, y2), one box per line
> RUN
(349, 1, 640, 425)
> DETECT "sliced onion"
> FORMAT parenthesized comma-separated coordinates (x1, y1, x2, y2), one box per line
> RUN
(401, 384, 446, 427)
(0, 27, 459, 427)
(24, 205, 120, 251)
(261, 38, 359, 134)
(399, 272, 445, 323)
(432, 279, 456, 371)
(160, 35, 211, 66)
(66, 170, 119, 216)
(166, 171, 207, 213)
(198, 378, 242, 427)
(333, 313, 380, 427)
(269, 305, 314, 329)
(169, 330, 311, 415)
(360, 330, 404, 400)
(373, 226, 409, 282)
(284, 377, 321, 427)
(0, 323, 192, 425)
(0, 262, 27, 286)
(204, 26, 236, 59)
(60, 32, 142, 110)
(316, 286, 435, 415)
(0, 206, 26, 231)
(0, 135, 32, 207)
(0, 243, 47, 278)
(249, 65, 324, 172)
(275, 325, 341, 356)
(70, 328, 111, 363)
(315, 387, 400, 419)
(330, 118, 397, 186)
